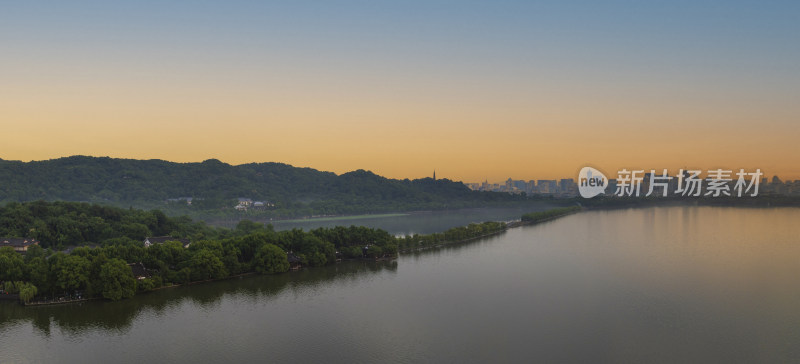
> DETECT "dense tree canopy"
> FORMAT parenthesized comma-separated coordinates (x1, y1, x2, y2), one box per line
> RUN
(188, 249, 228, 281)
(0, 201, 221, 249)
(99, 258, 137, 301)
(253, 244, 290, 274)
(0, 156, 528, 218)
(0, 247, 26, 281)
(0, 201, 555, 304)
(53, 254, 91, 293)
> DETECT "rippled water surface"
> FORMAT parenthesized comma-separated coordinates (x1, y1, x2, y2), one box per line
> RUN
(2, 206, 800, 363)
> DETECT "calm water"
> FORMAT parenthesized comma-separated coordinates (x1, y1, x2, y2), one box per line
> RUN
(212, 205, 561, 235)
(2, 206, 800, 363)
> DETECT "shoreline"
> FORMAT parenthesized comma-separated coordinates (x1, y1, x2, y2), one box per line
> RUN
(204, 203, 560, 227)
(399, 207, 583, 254)
(23, 203, 785, 307)
(16, 206, 582, 307)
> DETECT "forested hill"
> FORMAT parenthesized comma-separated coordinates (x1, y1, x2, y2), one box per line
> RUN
(0, 156, 524, 217)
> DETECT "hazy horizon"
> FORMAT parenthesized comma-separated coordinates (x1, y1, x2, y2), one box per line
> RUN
(2, 154, 795, 184)
(3, 1, 799, 181)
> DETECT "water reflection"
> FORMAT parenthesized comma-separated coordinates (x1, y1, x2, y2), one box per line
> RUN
(5, 207, 800, 363)
(0, 260, 397, 337)
(404, 231, 508, 260)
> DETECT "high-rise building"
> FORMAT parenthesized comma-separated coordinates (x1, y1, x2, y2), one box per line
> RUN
(526, 180, 536, 195)
(536, 180, 557, 194)
(559, 179, 576, 195)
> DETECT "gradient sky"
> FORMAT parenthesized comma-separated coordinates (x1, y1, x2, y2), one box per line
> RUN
(2, 1, 799, 181)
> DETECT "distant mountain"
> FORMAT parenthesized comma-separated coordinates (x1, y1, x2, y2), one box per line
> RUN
(0, 156, 525, 217)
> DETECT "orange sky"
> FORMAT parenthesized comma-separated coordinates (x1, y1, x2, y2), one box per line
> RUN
(2, 2, 798, 182)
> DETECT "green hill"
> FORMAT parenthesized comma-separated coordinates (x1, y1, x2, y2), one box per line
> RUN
(0, 156, 524, 217)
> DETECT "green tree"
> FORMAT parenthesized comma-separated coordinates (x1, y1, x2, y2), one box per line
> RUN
(137, 277, 161, 292)
(26, 257, 50, 294)
(235, 220, 265, 235)
(253, 244, 290, 274)
(3, 281, 19, 294)
(99, 258, 137, 300)
(220, 241, 243, 275)
(18, 282, 37, 304)
(236, 232, 277, 265)
(188, 249, 227, 281)
(124, 222, 152, 240)
(148, 240, 186, 268)
(177, 267, 192, 284)
(365, 245, 383, 259)
(23, 244, 46, 262)
(53, 254, 91, 293)
(87, 253, 109, 297)
(0, 247, 26, 282)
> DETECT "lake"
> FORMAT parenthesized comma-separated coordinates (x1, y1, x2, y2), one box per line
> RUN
(2, 206, 799, 363)
(209, 205, 562, 235)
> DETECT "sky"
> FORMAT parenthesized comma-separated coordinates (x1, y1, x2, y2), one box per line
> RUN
(2, 1, 799, 181)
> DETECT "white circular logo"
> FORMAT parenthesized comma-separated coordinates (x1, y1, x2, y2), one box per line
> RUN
(578, 167, 608, 198)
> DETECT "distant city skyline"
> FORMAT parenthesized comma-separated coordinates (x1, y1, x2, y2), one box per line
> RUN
(467, 173, 800, 197)
(470, 170, 797, 186)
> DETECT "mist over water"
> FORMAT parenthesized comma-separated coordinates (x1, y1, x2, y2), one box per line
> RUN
(213, 205, 561, 235)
